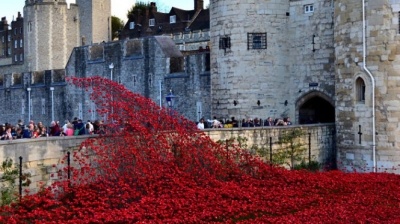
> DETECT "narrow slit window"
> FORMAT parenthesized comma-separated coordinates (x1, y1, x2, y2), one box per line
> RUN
(356, 77, 366, 102)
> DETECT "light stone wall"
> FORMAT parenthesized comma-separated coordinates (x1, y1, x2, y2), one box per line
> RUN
(77, 0, 111, 45)
(21, 0, 110, 72)
(210, 0, 335, 123)
(335, 0, 400, 172)
(211, 0, 291, 121)
(171, 30, 211, 51)
(288, 0, 336, 122)
(0, 136, 90, 195)
(205, 123, 336, 168)
(23, 1, 80, 71)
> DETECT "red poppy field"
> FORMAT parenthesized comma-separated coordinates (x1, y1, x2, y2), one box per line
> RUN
(1, 77, 400, 223)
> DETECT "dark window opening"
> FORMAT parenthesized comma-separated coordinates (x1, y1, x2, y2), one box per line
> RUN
(52, 69, 65, 83)
(356, 77, 365, 102)
(170, 57, 184, 73)
(32, 71, 45, 85)
(219, 36, 231, 50)
(12, 73, 22, 85)
(248, 33, 267, 50)
(205, 53, 210, 71)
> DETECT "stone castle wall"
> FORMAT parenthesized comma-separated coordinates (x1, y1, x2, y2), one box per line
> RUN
(0, 69, 67, 125)
(334, 0, 400, 171)
(66, 37, 211, 123)
(288, 0, 336, 122)
(205, 123, 336, 168)
(0, 124, 335, 196)
(23, 1, 80, 71)
(0, 37, 211, 126)
(21, 0, 111, 72)
(210, 0, 336, 123)
(77, 0, 111, 45)
(0, 135, 90, 195)
(171, 29, 211, 51)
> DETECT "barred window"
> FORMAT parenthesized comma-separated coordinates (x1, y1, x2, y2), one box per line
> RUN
(247, 33, 267, 50)
(219, 36, 231, 50)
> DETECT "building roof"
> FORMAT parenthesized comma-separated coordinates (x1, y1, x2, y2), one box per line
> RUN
(119, 2, 209, 39)
(154, 36, 183, 57)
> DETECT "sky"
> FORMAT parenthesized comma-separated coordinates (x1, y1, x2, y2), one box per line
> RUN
(0, 0, 210, 23)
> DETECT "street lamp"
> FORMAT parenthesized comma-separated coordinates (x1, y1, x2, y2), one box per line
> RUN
(109, 63, 114, 81)
(27, 87, 31, 122)
(165, 90, 176, 109)
(159, 79, 162, 107)
(50, 87, 55, 122)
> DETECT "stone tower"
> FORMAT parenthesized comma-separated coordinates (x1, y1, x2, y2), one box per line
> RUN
(210, 0, 335, 123)
(335, 0, 400, 171)
(210, 0, 291, 121)
(23, 0, 111, 71)
(24, 0, 79, 71)
(76, 0, 111, 45)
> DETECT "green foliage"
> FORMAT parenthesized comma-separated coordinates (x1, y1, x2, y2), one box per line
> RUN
(127, 1, 150, 18)
(274, 129, 307, 169)
(219, 129, 310, 170)
(126, 0, 169, 19)
(111, 16, 124, 40)
(0, 158, 31, 205)
(293, 160, 321, 172)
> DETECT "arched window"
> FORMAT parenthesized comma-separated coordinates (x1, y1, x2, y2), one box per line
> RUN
(356, 77, 366, 102)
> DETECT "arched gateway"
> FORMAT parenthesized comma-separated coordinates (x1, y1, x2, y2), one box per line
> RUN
(296, 91, 335, 124)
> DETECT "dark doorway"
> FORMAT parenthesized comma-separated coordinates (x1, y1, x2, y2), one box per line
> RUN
(299, 96, 335, 124)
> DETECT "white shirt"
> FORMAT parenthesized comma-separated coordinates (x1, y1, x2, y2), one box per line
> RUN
(197, 122, 204, 130)
(62, 123, 69, 134)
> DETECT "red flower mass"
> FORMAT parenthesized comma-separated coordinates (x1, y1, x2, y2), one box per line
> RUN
(1, 77, 400, 223)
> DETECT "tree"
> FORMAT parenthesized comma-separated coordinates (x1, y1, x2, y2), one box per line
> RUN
(126, 1, 168, 20)
(111, 16, 124, 40)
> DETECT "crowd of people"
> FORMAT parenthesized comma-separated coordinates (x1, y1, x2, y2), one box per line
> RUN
(197, 116, 292, 130)
(0, 116, 294, 140)
(0, 118, 106, 141)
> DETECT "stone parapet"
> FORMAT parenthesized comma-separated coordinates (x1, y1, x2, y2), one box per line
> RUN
(0, 124, 335, 195)
(204, 123, 336, 168)
(0, 135, 91, 195)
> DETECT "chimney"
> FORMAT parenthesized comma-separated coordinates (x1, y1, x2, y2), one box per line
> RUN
(0, 17, 8, 32)
(194, 0, 204, 11)
(150, 2, 157, 13)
